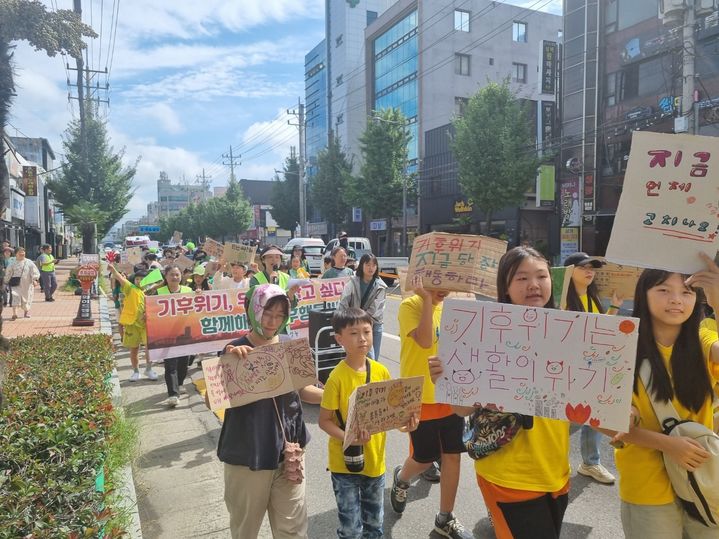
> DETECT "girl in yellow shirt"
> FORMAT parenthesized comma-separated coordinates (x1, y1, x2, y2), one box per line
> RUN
(612, 253, 719, 539)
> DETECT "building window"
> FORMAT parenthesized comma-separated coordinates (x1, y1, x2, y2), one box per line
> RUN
(454, 9, 470, 32)
(489, 57, 494, 65)
(512, 62, 527, 83)
(455, 97, 469, 116)
(336, 113, 344, 125)
(336, 34, 343, 47)
(336, 74, 343, 86)
(367, 10, 378, 24)
(512, 21, 528, 42)
(606, 72, 617, 106)
(455, 53, 471, 76)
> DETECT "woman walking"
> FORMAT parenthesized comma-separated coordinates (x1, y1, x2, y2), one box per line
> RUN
(4, 247, 40, 319)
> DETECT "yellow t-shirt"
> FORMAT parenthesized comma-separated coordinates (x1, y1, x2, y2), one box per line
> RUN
(473, 417, 570, 492)
(398, 295, 442, 404)
(616, 327, 718, 505)
(578, 293, 600, 313)
(119, 281, 145, 328)
(321, 359, 391, 477)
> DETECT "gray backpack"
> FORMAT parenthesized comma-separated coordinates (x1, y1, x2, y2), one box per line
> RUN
(640, 361, 719, 528)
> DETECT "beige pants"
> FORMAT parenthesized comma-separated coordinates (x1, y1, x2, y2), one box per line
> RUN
(224, 461, 308, 539)
(621, 500, 717, 539)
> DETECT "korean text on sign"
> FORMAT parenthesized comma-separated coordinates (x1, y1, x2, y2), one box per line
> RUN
(606, 131, 719, 273)
(406, 232, 507, 298)
(435, 299, 639, 432)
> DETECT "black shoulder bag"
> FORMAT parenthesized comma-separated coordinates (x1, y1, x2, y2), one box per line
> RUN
(336, 359, 371, 472)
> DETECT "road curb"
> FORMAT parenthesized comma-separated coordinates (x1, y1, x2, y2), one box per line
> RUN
(99, 296, 143, 539)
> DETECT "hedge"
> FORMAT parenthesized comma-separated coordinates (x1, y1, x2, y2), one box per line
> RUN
(0, 334, 128, 539)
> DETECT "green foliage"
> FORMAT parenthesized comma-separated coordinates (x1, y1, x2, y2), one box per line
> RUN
(451, 80, 540, 233)
(0, 334, 129, 538)
(310, 136, 353, 231)
(47, 113, 136, 238)
(158, 177, 252, 242)
(269, 154, 300, 235)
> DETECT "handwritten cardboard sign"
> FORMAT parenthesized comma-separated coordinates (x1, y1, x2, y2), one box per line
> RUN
(406, 232, 507, 298)
(606, 131, 719, 274)
(594, 263, 643, 301)
(201, 339, 316, 411)
(173, 254, 195, 272)
(171, 230, 183, 245)
(202, 238, 224, 259)
(225, 242, 256, 266)
(435, 299, 639, 432)
(550, 266, 574, 310)
(343, 376, 424, 450)
(126, 247, 143, 265)
(145, 277, 348, 360)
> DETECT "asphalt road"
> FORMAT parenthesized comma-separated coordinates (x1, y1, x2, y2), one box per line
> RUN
(291, 289, 625, 539)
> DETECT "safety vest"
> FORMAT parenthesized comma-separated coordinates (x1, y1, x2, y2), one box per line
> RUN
(41, 254, 55, 272)
(156, 285, 192, 295)
(252, 271, 290, 290)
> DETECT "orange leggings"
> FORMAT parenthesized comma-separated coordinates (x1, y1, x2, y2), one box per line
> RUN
(476, 475, 570, 539)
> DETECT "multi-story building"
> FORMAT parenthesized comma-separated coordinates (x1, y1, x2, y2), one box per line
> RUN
(365, 1, 561, 251)
(156, 172, 212, 218)
(305, 39, 328, 181)
(558, 0, 719, 260)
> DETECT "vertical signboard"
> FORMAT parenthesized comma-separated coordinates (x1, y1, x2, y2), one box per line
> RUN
(560, 177, 581, 227)
(22, 166, 37, 196)
(541, 40, 558, 95)
(583, 173, 595, 212)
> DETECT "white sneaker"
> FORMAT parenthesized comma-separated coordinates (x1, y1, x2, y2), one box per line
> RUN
(167, 396, 179, 408)
(144, 367, 158, 381)
(178, 385, 187, 394)
(129, 370, 140, 382)
(577, 463, 615, 484)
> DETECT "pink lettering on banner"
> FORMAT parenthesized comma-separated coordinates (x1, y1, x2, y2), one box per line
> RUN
(435, 299, 639, 432)
(156, 297, 175, 317)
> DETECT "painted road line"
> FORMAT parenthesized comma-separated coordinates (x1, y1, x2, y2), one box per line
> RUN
(383, 333, 400, 342)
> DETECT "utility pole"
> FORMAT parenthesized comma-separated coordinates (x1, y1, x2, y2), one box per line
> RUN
(196, 168, 212, 202)
(288, 99, 307, 236)
(683, 0, 697, 134)
(222, 146, 241, 181)
(73, 0, 85, 137)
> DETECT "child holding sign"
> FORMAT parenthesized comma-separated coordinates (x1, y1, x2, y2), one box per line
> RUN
(216, 284, 323, 539)
(610, 254, 719, 539)
(318, 308, 418, 539)
(563, 251, 622, 485)
(430, 246, 571, 539)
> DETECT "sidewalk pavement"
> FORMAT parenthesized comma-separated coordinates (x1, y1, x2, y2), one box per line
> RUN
(2, 258, 100, 337)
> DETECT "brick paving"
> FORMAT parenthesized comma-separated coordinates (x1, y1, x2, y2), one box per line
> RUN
(1, 257, 101, 338)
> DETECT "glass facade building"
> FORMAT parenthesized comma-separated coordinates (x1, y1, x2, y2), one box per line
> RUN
(371, 10, 419, 163)
(304, 40, 328, 179)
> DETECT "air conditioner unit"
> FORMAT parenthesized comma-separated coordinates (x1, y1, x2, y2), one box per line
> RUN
(659, 0, 686, 24)
(696, 0, 716, 16)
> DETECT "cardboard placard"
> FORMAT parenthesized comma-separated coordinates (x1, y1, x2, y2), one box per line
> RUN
(406, 232, 506, 298)
(225, 242, 256, 266)
(594, 263, 643, 301)
(202, 238, 224, 259)
(550, 265, 574, 310)
(173, 254, 195, 272)
(171, 231, 183, 245)
(115, 263, 134, 275)
(126, 247, 143, 265)
(201, 339, 316, 411)
(343, 376, 424, 450)
(606, 131, 719, 274)
(435, 299, 639, 432)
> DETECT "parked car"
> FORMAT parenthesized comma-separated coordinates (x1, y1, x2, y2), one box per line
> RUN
(324, 236, 408, 285)
(282, 238, 326, 276)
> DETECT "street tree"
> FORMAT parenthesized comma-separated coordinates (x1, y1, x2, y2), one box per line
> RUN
(0, 0, 95, 212)
(269, 154, 300, 237)
(47, 110, 137, 240)
(310, 136, 353, 238)
(451, 80, 540, 234)
(349, 108, 411, 255)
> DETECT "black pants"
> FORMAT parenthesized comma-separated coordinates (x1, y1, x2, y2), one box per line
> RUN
(498, 492, 569, 539)
(164, 356, 190, 397)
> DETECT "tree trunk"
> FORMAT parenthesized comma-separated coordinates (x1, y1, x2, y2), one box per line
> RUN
(386, 221, 394, 256)
(0, 40, 14, 220)
(485, 211, 493, 237)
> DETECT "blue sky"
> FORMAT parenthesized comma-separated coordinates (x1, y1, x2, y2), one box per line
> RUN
(8, 0, 561, 222)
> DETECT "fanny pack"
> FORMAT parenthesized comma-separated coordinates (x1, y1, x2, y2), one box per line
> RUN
(464, 408, 533, 460)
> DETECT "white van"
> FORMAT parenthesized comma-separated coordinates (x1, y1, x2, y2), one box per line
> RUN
(283, 238, 326, 276)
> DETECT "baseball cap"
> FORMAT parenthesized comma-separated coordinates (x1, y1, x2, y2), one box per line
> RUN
(563, 252, 605, 268)
(192, 265, 206, 276)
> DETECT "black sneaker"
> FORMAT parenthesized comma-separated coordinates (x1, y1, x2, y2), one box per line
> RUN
(421, 461, 441, 482)
(434, 513, 473, 539)
(390, 465, 409, 514)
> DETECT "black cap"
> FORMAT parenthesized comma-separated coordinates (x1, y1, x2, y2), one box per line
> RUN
(563, 252, 605, 268)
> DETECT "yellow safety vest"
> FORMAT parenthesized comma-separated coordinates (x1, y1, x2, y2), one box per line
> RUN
(252, 271, 289, 290)
(41, 254, 55, 272)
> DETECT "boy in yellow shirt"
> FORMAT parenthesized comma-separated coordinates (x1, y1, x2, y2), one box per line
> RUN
(319, 308, 417, 538)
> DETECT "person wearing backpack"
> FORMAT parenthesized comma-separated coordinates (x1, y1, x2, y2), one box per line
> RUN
(611, 253, 719, 538)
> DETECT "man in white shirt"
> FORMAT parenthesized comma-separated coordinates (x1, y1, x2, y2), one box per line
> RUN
(211, 259, 249, 289)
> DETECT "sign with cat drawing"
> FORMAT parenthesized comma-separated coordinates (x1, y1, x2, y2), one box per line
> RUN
(435, 299, 639, 432)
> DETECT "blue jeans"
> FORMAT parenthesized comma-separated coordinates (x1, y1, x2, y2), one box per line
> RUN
(331, 473, 384, 539)
(367, 323, 383, 361)
(580, 424, 601, 465)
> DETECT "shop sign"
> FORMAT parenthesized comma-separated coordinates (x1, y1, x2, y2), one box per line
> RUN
(560, 227, 580, 262)
(540, 40, 558, 94)
(369, 219, 387, 232)
(560, 177, 580, 227)
(453, 199, 473, 214)
(22, 166, 37, 196)
(583, 173, 594, 212)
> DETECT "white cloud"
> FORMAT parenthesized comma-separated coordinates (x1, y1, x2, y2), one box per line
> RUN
(136, 103, 185, 135)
